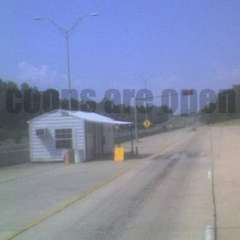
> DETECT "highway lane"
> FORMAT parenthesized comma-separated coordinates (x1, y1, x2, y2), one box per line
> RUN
(14, 128, 213, 240)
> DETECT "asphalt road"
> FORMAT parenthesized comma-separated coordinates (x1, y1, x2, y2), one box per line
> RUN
(12, 128, 213, 240)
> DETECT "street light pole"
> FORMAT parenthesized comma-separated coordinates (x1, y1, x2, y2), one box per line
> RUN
(34, 13, 98, 110)
(65, 32, 72, 110)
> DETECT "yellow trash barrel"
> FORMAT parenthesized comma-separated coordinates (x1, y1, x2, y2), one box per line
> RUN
(114, 145, 125, 162)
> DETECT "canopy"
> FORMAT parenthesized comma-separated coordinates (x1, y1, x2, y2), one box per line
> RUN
(28, 110, 132, 125)
(69, 111, 132, 125)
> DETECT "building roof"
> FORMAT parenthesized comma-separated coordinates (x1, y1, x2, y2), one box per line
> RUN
(28, 110, 132, 125)
(70, 111, 132, 125)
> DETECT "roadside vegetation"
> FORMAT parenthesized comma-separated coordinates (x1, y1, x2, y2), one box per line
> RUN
(0, 78, 172, 143)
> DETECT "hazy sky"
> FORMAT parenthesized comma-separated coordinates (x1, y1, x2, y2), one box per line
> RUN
(1, 0, 240, 96)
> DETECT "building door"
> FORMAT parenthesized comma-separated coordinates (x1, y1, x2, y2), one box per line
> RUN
(85, 122, 95, 160)
(86, 123, 105, 160)
(95, 124, 104, 157)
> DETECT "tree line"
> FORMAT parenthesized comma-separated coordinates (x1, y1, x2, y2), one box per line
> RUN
(0, 79, 172, 141)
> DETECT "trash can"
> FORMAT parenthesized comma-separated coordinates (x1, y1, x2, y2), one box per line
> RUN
(64, 150, 70, 165)
(64, 150, 74, 165)
(114, 145, 125, 162)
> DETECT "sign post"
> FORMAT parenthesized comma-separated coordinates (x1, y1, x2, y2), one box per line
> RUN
(143, 119, 151, 129)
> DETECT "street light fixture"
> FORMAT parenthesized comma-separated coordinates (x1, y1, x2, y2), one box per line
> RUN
(34, 13, 98, 110)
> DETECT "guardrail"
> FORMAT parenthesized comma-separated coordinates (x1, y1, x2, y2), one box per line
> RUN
(115, 115, 201, 143)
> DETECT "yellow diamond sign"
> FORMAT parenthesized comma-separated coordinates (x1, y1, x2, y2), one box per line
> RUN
(143, 119, 151, 128)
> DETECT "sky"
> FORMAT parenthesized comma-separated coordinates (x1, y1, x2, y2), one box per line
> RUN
(1, 0, 240, 98)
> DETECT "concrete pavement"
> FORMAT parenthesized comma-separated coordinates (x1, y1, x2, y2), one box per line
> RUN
(0, 127, 216, 240)
(0, 160, 137, 240)
(210, 123, 240, 239)
(0, 128, 190, 240)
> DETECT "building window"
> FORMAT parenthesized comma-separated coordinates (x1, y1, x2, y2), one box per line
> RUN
(55, 129, 72, 149)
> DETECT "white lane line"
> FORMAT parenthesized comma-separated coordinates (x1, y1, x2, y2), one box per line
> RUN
(208, 170, 212, 180)
(205, 225, 215, 240)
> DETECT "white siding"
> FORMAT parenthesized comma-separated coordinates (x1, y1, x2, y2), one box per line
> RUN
(30, 111, 85, 162)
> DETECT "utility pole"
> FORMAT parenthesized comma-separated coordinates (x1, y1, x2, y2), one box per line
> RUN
(134, 98, 139, 155)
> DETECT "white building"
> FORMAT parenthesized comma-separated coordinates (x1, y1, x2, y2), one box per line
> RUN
(28, 110, 131, 162)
